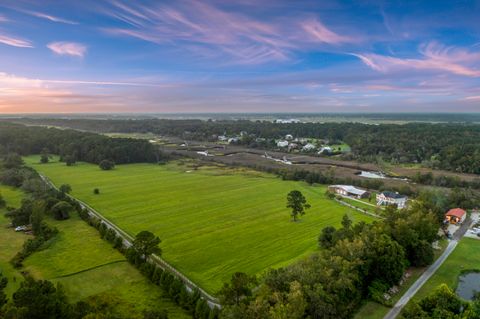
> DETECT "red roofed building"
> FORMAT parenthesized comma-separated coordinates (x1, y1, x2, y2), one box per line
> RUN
(445, 208, 467, 224)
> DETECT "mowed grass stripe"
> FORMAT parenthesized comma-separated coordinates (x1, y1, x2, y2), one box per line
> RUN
(26, 156, 374, 294)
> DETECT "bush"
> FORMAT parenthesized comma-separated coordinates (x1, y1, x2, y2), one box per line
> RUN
(151, 268, 164, 285)
(79, 208, 90, 221)
(99, 160, 115, 171)
(105, 228, 117, 243)
(51, 201, 73, 220)
(64, 155, 76, 166)
(113, 236, 124, 250)
(98, 223, 108, 238)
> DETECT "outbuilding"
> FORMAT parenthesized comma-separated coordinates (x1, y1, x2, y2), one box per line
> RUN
(445, 208, 467, 224)
(328, 185, 370, 199)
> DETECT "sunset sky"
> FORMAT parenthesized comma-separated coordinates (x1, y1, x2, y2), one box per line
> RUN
(0, 0, 479, 113)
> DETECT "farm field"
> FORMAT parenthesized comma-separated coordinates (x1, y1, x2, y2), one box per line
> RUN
(23, 213, 190, 318)
(25, 155, 375, 294)
(413, 237, 480, 301)
(0, 185, 26, 296)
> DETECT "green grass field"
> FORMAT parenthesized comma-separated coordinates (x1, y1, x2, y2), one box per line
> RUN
(23, 213, 190, 318)
(0, 185, 26, 296)
(413, 238, 480, 301)
(341, 197, 381, 215)
(25, 155, 374, 294)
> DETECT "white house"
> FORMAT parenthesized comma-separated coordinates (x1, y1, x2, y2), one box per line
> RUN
(302, 143, 317, 151)
(328, 185, 370, 199)
(228, 137, 239, 144)
(218, 135, 228, 141)
(277, 140, 289, 148)
(318, 146, 332, 154)
(376, 191, 408, 209)
(285, 134, 294, 140)
(275, 119, 300, 124)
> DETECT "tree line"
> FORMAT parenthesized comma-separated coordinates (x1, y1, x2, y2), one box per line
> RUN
(10, 118, 480, 174)
(0, 122, 163, 165)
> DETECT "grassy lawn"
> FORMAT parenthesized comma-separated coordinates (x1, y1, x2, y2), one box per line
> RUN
(341, 197, 381, 215)
(413, 238, 480, 301)
(354, 268, 425, 319)
(0, 185, 26, 296)
(23, 213, 190, 318)
(329, 143, 351, 152)
(25, 155, 374, 294)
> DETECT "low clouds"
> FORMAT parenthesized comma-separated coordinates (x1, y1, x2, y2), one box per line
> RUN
(47, 42, 87, 58)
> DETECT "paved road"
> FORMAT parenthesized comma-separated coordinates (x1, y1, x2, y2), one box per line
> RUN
(383, 240, 458, 319)
(384, 217, 471, 319)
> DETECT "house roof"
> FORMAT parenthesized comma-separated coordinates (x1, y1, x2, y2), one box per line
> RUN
(446, 208, 466, 219)
(380, 191, 407, 199)
(330, 185, 367, 196)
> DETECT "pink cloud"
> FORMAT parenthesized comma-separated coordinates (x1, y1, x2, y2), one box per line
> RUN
(353, 42, 480, 77)
(0, 33, 33, 48)
(101, 0, 355, 64)
(301, 19, 352, 44)
(462, 95, 480, 101)
(47, 42, 87, 58)
(28, 11, 78, 25)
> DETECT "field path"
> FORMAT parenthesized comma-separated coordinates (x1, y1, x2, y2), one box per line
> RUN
(39, 174, 221, 309)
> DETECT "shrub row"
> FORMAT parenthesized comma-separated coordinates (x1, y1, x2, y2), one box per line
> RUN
(78, 207, 220, 319)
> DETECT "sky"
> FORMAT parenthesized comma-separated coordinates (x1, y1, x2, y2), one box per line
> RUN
(0, 0, 479, 113)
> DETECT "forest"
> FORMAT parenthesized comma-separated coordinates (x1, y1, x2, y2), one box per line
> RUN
(9, 118, 480, 174)
(0, 122, 161, 165)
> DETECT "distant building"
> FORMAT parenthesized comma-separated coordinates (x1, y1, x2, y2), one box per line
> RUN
(445, 208, 467, 224)
(302, 143, 316, 151)
(277, 140, 289, 148)
(376, 191, 408, 209)
(285, 134, 294, 140)
(328, 185, 370, 199)
(275, 119, 300, 124)
(318, 146, 332, 154)
(228, 137, 239, 144)
(218, 135, 228, 141)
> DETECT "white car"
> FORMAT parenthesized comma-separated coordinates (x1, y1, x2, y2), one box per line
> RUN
(14, 226, 27, 232)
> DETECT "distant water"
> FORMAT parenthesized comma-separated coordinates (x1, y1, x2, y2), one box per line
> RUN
(2, 112, 480, 123)
(456, 272, 480, 300)
(358, 171, 385, 179)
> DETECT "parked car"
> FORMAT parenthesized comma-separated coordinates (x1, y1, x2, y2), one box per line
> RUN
(14, 225, 27, 232)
